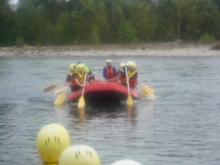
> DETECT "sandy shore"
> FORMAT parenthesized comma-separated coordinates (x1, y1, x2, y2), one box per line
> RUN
(0, 42, 219, 57)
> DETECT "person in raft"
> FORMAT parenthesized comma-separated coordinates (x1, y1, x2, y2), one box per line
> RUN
(65, 63, 76, 87)
(76, 61, 95, 84)
(69, 63, 87, 92)
(116, 63, 127, 85)
(126, 61, 138, 89)
(103, 59, 117, 82)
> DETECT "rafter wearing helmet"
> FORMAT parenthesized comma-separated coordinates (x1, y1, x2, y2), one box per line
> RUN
(126, 61, 138, 89)
(103, 59, 117, 82)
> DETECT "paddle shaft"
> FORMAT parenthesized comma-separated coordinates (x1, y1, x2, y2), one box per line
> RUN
(82, 73, 87, 96)
(125, 67, 131, 95)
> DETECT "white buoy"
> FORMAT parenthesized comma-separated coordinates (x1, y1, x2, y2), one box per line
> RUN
(58, 145, 101, 165)
(36, 124, 71, 163)
(111, 159, 142, 165)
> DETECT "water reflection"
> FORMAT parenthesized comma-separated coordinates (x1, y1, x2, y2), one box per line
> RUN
(144, 101, 155, 122)
(67, 102, 141, 127)
(126, 106, 137, 119)
(68, 104, 84, 117)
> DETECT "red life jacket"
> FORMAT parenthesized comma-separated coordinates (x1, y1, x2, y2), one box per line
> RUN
(129, 78, 137, 86)
(106, 67, 115, 79)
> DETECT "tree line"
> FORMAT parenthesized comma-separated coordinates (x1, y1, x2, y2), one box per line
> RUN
(0, 0, 219, 46)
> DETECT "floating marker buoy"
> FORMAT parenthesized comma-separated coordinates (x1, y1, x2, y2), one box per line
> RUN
(36, 124, 71, 163)
(111, 160, 142, 165)
(58, 145, 101, 165)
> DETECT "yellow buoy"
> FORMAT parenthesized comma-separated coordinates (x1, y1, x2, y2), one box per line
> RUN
(111, 160, 142, 165)
(36, 124, 71, 163)
(58, 145, 101, 165)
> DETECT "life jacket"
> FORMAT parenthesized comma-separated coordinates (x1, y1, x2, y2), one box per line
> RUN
(128, 69, 137, 86)
(105, 67, 115, 79)
(69, 72, 84, 86)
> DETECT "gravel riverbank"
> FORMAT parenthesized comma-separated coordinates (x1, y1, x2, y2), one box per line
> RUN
(0, 42, 219, 57)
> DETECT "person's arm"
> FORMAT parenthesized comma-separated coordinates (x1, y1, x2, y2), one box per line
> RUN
(73, 73, 84, 87)
(103, 67, 108, 80)
(64, 74, 71, 86)
(74, 78, 84, 87)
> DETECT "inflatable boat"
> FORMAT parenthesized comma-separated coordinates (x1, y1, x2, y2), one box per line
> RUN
(67, 80, 140, 103)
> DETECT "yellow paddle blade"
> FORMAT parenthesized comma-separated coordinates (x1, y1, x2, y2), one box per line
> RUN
(54, 86, 67, 94)
(141, 84, 154, 94)
(44, 84, 57, 92)
(54, 93, 66, 105)
(147, 93, 156, 99)
(141, 88, 155, 99)
(78, 96, 85, 109)
(126, 95, 133, 107)
(141, 86, 154, 96)
(141, 90, 148, 97)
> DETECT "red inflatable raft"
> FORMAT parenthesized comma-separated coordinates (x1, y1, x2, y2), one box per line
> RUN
(67, 80, 140, 103)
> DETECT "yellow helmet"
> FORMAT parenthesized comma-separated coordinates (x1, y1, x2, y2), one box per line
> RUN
(127, 61, 132, 66)
(120, 63, 126, 69)
(69, 63, 76, 71)
(75, 63, 85, 72)
(106, 59, 112, 63)
(127, 61, 136, 69)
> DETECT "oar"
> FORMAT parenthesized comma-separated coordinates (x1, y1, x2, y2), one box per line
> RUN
(78, 73, 87, 109)
(125, 67, 133, 106)
(54, 86, 68, 94)
(139, 82, 155, 99)
(135, 86, 145, 100)
(137, 80, 154, 95)
(54, 86, 69, 105)
(43, 81, 63, 92)
(142, 89, 155, 99)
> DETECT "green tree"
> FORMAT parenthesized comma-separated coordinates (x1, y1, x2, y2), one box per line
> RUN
(129, 2, 155, 42)
(0, 0, 15, 46)
(154, 0, 178, 41)
(55, 12, 74, 45)
(91, 23, 100, 44)
(15, 3, 41, 45)
(94, 2, 111, 43)
(79, 0, 96, 43)
(118, 20, 138, 43)
(110, 4, 125, 42)
(37, 23, 55, 45)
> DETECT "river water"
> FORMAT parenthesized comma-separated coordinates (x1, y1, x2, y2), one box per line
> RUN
(0, 56, 220, 165)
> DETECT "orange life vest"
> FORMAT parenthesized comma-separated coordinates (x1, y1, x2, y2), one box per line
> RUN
(106, 67, 115, 79)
